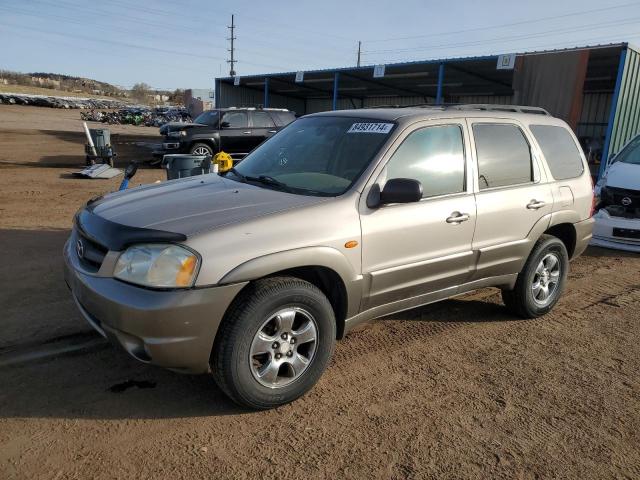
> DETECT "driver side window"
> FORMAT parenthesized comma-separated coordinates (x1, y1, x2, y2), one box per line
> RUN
(383, 124, 466, 198)
(220, 111, 248, 129)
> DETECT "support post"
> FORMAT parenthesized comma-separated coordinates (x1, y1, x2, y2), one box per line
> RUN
(332, 72, 340, 110)
(436, 62, 445, 105)
(264, 77, 269, 108)
(599, 48, 627, 179)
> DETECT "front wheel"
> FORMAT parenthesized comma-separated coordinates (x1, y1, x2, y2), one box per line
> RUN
(189, 143, 214, 156)
(502, 234, 569, 318)
(211, 277, 336, 409)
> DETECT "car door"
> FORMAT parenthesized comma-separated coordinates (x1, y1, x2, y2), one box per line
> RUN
(468, 119, 554, 280)
(360, 120, 477, 310)
(250, 111, 278, 149)
(218, 110, 250, 154)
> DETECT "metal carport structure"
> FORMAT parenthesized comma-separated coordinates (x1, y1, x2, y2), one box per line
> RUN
(215, 43, 640, 178)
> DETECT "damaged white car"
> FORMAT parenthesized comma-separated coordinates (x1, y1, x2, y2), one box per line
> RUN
(592, 134, 640, 252)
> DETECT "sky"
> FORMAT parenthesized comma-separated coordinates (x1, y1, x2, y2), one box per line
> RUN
(1, 0, 640, 91)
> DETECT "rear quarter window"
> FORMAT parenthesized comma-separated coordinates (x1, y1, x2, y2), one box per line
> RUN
(530, 125, 584, 180)
(272, 111, 296, 126)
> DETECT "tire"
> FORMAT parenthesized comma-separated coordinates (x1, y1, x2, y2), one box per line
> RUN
(501, 234, 569, 318)
(189, 143, 214, 156)
(212, 277, 336, 409)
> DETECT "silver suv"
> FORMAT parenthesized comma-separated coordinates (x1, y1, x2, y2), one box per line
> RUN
(64, 105, 594, 409)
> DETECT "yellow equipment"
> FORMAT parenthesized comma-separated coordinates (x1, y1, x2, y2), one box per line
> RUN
(213, 151, 233, 173)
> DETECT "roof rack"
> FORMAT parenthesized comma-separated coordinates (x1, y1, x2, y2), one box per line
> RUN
(371, 103, 549, 115)
(442, 104, 550, 115)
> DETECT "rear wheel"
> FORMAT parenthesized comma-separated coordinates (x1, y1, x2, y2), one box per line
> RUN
(212, 277, 336, 409)
(502, 234, 569, 318)
(190, 143, 213, 156)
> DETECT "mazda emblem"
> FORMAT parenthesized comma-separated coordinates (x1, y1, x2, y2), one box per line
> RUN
(76, 239, 85, 259)
(621, 196, 632, 206)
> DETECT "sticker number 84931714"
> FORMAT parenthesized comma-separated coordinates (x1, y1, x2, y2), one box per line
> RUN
(347, 122, 394, 134)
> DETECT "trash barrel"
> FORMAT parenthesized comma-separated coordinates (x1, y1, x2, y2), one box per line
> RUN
(89, 128, 110, 151)
(163, 154, 212, 180)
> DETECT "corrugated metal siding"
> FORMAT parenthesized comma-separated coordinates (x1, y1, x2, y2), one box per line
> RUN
(576, 92, 612, 140)
(453, 95, 514, 105)
(608, 46, 640, 156)
(217, 83, 305, 115)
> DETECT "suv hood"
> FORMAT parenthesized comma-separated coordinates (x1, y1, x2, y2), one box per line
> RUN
(88, 174, 329, 237)
(159, 122, 206, 135)
(603, 161, 640, 190)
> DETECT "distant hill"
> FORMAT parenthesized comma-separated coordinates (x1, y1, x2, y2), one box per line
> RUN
(0, 70, 127, 98)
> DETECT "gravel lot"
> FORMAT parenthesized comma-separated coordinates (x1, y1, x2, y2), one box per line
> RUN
(1, 105, 639, 479)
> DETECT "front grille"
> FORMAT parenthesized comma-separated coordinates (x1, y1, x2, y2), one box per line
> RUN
(613, 228, 640, 240)
(607, 186, 640, 207)
(75, 228, 108, 271)
(601, 186, 640, 218)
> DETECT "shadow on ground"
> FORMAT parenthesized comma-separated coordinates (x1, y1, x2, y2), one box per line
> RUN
(0, 294, 513, 420)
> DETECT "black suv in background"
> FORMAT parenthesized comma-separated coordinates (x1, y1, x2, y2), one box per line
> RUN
(157, 107, 296, 159)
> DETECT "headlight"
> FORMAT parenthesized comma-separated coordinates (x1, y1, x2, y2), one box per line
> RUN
(114, 244, 199, 288)
(168, 130, 187, 138)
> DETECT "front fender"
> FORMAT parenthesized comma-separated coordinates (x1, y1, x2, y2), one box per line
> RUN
(219, 246, 363, 318)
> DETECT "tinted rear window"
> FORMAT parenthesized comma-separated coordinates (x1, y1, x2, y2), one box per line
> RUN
(272, 111, 296, 126)
(473, 124, 533, 189)
(530, 125, 584, 179)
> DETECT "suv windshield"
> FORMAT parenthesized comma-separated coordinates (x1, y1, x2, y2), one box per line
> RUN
(614, 135, 640, 165)
(229, 116, 396, 196)
(193, 110, 219, 126)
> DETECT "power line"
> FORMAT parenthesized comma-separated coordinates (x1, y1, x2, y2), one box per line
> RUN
(363, 0, 640, 43)
(362, 16, 640, 56)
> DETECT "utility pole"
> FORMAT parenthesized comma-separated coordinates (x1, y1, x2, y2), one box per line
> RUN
(357, 41, 361, 67)
(227, 14, 237, 77)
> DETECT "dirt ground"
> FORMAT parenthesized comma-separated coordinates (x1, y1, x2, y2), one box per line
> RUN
(0, 105, 639, 480)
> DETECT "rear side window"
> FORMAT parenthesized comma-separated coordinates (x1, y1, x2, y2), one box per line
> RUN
(220, 111, 248, 128)
(473, 124, 533, 189)
(530, 125, 584, 180)
(252, 111, 275, 128)
(272, 111, 296, 126)
(385, 124, 465, 198)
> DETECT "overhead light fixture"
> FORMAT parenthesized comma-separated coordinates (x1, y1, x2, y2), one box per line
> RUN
(381, 72, 431, 79)
(303, 78, 335, 83)
(417, 82, 463, 87)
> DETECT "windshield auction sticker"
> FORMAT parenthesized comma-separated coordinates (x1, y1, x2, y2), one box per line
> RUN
(347, 122, 394, 134)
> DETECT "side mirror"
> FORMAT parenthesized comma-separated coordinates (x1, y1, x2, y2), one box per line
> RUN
(220, 121, 230, 129)
(367, 178, 423, 208)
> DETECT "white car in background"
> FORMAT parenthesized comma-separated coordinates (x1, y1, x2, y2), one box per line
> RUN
(592, 134, 640, 252)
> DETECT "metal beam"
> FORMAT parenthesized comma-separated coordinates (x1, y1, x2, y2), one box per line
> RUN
(340, 71, 430, 97)
(600, 47, 628, 179)
(333, 72, 340, 110)
(267, 76, 361, 99)
(444, 63, 513, 90)
(436, 63, 445, 105)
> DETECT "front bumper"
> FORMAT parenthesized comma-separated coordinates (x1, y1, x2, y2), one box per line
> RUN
(590, 210, 640, 253)
(63, 236, 247, 373)
(152, 140, 188, 159)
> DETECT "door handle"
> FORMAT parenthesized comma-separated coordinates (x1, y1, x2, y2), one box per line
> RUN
(446, 212, 470, 224)
(242, 131, 252, 135)
(526, 199, 546, 210)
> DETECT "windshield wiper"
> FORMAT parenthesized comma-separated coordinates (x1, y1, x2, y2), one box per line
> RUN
(225, 168, 292, 192)
(225, 167, 247, 182)
(247, 175, 290, 190)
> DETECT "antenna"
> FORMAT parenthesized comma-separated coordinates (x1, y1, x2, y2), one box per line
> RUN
(357, 41, 361, 67)
(227, 14, 237, 77)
